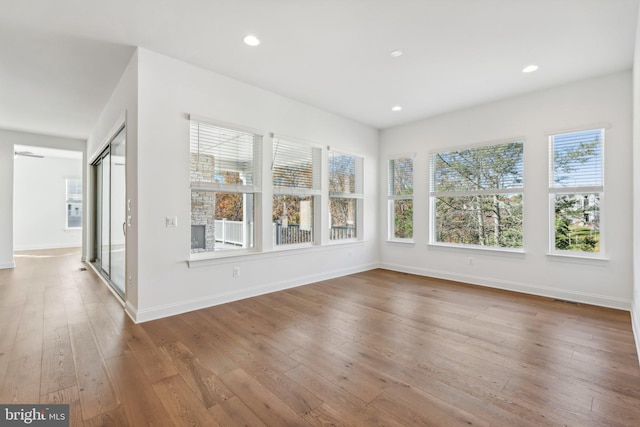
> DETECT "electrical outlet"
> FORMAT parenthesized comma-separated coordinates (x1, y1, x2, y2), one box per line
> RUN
(468, 257, 473, 265)
(165, 216, 177, 228)
(233, 267, 240, 277)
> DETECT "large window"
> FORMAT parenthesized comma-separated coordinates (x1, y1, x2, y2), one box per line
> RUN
(549, 129, 603, 254)
(329, 151, 363, 240)
(65, 178, 82, 229)
(190, 118, 262, 253)
(272, 137, 321, 246)
(388, 156, 413, 241)
(430, 141, 524, 249)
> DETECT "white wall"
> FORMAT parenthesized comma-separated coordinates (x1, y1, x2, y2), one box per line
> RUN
(632, 7, 640, 361)
(14, 155, 83, 250)
(87, 49, 138, 313)
(0, 129, 85, 269)
(133, 48, 379, 321)
(0, 140, 14, 268)
(380, 71, 633, 309)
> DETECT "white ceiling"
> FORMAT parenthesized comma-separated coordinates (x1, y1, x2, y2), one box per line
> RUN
(0, 0, 638, 139)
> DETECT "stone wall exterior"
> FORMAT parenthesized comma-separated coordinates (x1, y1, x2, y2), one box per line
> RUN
(191, 152, 216, 252)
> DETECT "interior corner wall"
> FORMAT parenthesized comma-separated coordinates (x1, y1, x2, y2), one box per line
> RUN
(380, 71, 633, 310)
(0, 129, 85, 269)
(14, 156, 83, 250)
(87, 49, 139, 316)
(134, 48, 379, 321)
(632, 7, 640, 362)
(0, 140, 14, 268)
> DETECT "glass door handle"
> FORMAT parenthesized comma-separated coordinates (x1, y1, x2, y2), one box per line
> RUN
(123, 222, 126, 236)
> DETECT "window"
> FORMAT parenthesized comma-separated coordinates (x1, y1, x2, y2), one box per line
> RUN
(190, 118, 262, 253)
(549, 128, 603, 254)
(388, 156, 414, 241)
(430, 141, 524, 249)
(328, 151, 363, 240)
(65, 178, 82, 229)
(272, 136, 321, 246)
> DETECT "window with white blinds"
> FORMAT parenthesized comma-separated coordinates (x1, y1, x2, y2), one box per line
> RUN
(388, 157, 413, 241)
(190, 118, 262, 254)
(272, 137, 321, 246)
(430, 141, 524, 249)
(272, 137, 321, 193)
(550, 129, 603, 189)
(549, 128, 604, 254)
(190, 119, 262, 190)
(329, 152, 363, 196)
(329, 151, 363, 240)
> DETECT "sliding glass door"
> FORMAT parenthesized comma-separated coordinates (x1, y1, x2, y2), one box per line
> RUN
(92, 127, 126, 298)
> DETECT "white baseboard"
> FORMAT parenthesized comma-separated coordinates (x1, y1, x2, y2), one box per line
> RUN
(631, 300, 640, 366)
(14, 242, 82, 251)
(0, 260, 15, 269)
(379, 262, 631, 311)
(125, 300, 138, 323)
(133, 262, 379, 323)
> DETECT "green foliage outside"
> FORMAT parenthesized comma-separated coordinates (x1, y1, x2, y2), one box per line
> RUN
(394, 200, 413, 239)
(554, 194, 599, 252)
(433, 142, 523, 248)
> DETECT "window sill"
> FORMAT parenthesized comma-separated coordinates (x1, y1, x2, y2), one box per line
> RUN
(188, 240, 365, 268)
(428, 242, 526, 256)
(546, 252, 609, 264)
(65, 227, 82, 231)
(386, 239, 415, 246)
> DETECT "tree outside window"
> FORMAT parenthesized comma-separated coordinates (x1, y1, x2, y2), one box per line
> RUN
(550, 129, 603, 254)
(430, 141, 524, 248)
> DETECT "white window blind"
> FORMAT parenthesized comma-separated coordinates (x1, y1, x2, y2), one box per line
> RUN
(272, 137, 321, 193)
(430, 141, 524, 194)
(66, 178, 83, 203)
(388, 157, 413, 197)
(190, 120, 262, 190)
(550, 129, 603, 191)
(329, 151, 363, 197)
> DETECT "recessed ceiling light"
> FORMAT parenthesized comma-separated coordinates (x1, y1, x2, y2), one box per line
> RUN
(243, 35, 261, 47)
(522, 64, 539, 73)
(390, 49, 403, 58)
(391, 106, 402, 111)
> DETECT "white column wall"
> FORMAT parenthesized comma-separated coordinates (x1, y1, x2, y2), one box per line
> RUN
(631, 7, 640, 362)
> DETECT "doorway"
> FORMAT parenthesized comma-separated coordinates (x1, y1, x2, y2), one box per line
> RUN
(91, 127, 126, 298)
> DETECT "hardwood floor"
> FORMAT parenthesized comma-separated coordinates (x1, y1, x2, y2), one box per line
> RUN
(1, 248, 640, 426)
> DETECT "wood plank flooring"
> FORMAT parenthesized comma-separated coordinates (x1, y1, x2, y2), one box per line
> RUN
(1, 248, 640, 426)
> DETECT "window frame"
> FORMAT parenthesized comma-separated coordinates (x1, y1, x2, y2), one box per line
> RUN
(429, 139, 525, 251)
(65, 177, 83, 230)
(328, 149, 364, 242)
(387, 154, 415, 243)
(189, 116, 263, 256)
(548, 128, 605, 258)
(271, 135, 322, 248)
